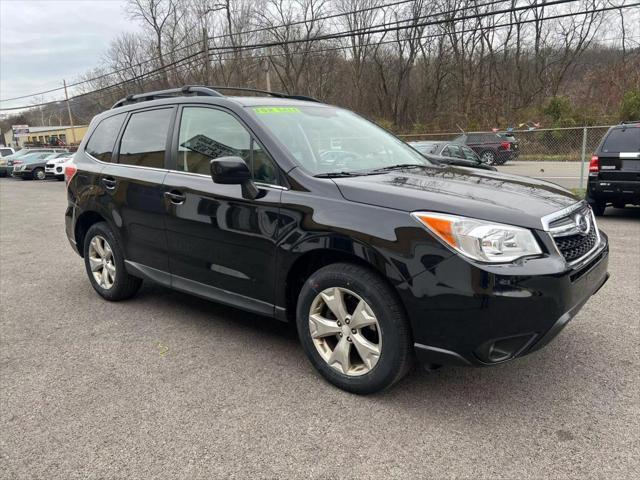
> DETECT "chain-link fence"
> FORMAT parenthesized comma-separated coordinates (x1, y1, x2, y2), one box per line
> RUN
(399, 125, 616, 189)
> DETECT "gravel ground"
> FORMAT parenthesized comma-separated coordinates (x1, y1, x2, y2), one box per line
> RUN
(1, 178, 639, 479)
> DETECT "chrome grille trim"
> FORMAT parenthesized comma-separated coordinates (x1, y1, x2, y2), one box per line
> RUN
(540, 201, 588, 231)
(542, 202, 602, 266)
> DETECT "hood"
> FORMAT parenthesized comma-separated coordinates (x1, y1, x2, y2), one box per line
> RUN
(332, 165, 578, 230)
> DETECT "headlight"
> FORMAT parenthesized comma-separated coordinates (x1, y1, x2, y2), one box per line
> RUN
(412, 212, 542, 263)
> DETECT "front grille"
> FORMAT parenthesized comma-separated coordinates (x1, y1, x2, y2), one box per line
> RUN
(548, 204, 599, 263)
(554, 228, 598, 262)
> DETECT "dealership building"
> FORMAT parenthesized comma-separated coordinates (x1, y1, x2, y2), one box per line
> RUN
(3, 125, 89, 148)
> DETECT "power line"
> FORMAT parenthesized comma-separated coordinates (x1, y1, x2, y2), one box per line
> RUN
(1, 1, 635, 112)
(205, 2, 635, 62)
(1, 0, 549, 104)
(0, 0, 423, 103)
(208, 0, 583, 56)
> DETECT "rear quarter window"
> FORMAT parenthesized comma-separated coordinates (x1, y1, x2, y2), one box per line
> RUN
(85, 113, 126, 162)
(601, 127, 640, 153)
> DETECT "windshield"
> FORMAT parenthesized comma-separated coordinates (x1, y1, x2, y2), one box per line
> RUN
(410, 142, 440, 155)
(249, 105, 431, 175)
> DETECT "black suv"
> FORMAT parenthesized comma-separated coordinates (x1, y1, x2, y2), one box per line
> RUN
(586, 122, 640, 215)
(65, 86, 609, 394)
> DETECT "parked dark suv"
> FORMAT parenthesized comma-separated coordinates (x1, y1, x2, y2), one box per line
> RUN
(454, 132, 519, 165)
(586, 122, 640, 215)
(65, 86, 609, 394)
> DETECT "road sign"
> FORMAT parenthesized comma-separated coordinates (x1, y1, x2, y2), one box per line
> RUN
(12, 125, 29, 137)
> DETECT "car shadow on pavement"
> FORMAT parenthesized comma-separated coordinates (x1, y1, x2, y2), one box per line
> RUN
(130, 277, 621, 421)
(601, 206, 640, 220)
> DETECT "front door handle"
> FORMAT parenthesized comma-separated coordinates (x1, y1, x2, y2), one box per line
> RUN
(101, 177, 116, 189)
(164, 190, 186, 204)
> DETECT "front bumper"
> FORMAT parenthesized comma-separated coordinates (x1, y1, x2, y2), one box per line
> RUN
(11, 169, 31, 178)
(403, 233, 609, 367)
(588, 179, 640, 204)
(46, 164, 65, 177)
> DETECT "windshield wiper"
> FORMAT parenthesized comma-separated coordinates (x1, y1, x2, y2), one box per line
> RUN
(314, 171, 364, 178)
(368, 164, 429, 172)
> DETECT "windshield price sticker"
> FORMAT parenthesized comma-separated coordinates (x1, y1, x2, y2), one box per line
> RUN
(254, 107, 300, 114)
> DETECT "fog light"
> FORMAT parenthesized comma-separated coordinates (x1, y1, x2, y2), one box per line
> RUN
(474, 333, 538, 363)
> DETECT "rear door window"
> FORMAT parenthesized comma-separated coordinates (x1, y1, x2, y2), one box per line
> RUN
(119, 108, 173, 168)
(85, 113, 126, 162)
(601, 127, 640, 153)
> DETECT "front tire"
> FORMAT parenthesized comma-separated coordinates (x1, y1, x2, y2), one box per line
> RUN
(83, 222, 142, 301)
(480, 150, 497, 165)
(296, 263, 413, 394)
(32, 168, 45, 180)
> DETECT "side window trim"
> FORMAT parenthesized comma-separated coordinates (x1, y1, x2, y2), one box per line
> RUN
(171, 104, 283, 187)
(114, 105, 177, 170)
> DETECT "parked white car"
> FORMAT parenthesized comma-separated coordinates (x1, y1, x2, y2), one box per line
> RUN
(45, 154, 75, 180)
(0, 146, 16, 157)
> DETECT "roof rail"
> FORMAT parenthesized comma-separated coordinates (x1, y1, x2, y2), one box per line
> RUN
(111, 85, 223, 109)
(620, 120, 640, 125)
(207, 86, 320, 103)
(111, 85, 321, 109)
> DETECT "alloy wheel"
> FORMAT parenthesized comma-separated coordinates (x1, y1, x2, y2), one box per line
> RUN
(88, 235, 116, 289)
(308, 287, 382, 376)
(481, 151, 496, 165)
(35, 169, 46, 180)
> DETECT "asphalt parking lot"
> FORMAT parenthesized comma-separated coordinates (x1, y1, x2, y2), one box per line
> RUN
(1, 177, 638, 479)
(497, 161, 585, 189)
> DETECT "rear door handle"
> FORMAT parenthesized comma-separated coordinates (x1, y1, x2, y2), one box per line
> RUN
(101, 177, 116, 189)
(164, 190, 186, 204)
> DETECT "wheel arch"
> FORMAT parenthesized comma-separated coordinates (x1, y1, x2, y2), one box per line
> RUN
(281, 245, 404, 322)
(74, 210, 108, 257)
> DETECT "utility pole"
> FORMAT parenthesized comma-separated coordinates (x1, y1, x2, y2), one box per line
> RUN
(63, 79, 77, 145)
(203, 27, 210, 85)
(262, 49, 271, 91)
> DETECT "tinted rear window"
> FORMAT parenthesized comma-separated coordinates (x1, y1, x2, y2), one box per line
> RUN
(466, 134, 496, 143)
(601, 127, 640, 153)
(119, 109, 173, 168)
(86, 114, 126, 162)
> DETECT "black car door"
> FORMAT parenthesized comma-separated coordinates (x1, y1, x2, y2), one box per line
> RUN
(162, 105, 281, 316)
(98, 106, 176, 276)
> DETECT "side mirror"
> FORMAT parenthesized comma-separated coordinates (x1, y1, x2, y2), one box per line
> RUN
(210, 156, 259, 199)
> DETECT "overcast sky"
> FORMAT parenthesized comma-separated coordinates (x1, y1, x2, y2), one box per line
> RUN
(0, 0, 140, 109)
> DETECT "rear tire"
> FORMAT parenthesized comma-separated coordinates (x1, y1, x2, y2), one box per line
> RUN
(296, 263, 413, 394)
(83, 222, 142, 301)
